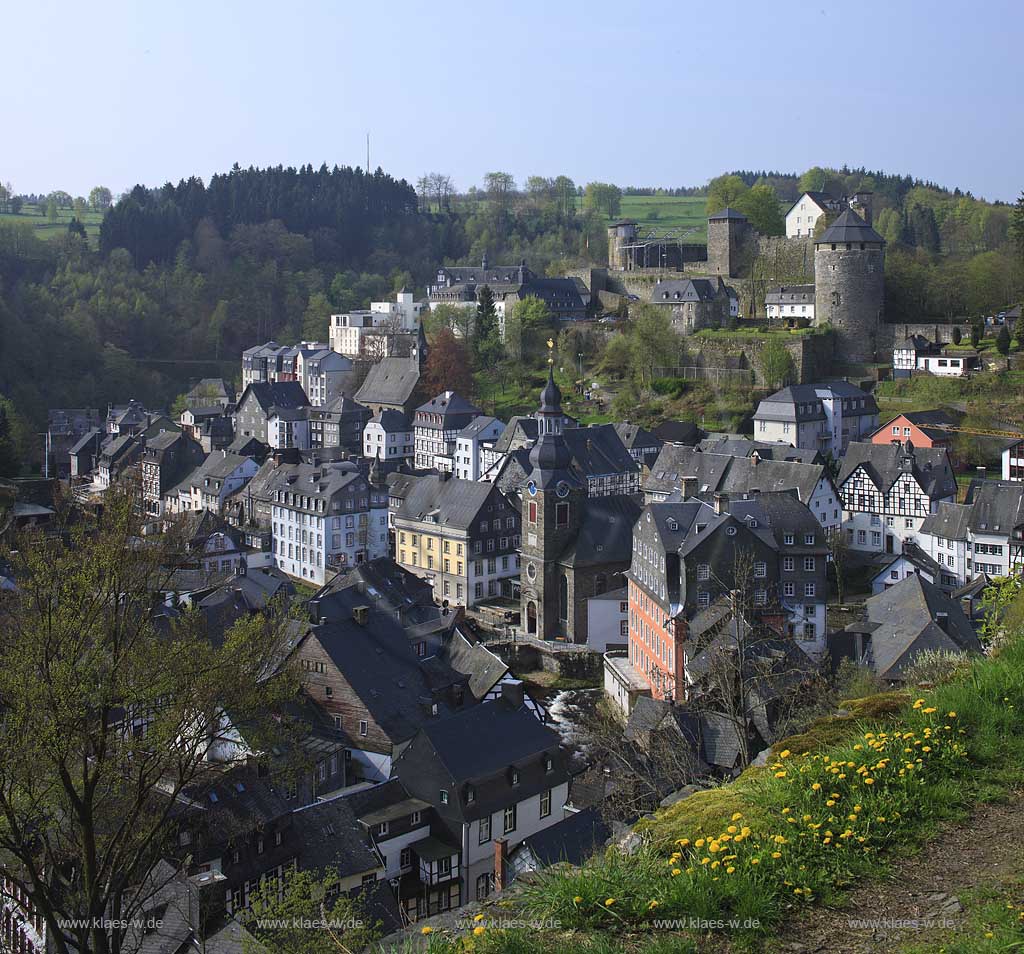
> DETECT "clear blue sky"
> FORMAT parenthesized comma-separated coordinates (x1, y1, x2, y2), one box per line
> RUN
(3, 0, 1021, 201)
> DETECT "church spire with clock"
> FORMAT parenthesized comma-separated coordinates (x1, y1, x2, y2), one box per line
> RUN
(520, 345, 584, 641)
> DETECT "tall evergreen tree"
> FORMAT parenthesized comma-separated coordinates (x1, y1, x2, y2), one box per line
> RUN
(0, 404, 18, 478)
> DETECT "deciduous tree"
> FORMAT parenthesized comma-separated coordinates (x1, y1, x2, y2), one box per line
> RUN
(423, 327, 474, 397)
(0, 489, 296, 954)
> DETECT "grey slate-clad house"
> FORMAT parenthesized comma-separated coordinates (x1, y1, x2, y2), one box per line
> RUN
(392, 693, 570, 909)
(141, 430, 205, 518)
(308, 394, 371, 452)
(651, 277, 733, 332)
(754, 381, 879, 457)
(234, 381, 310, 445)
(644, 443, 841, 531)
(836, 573, 982, 683)
(68, 428, 104, 478)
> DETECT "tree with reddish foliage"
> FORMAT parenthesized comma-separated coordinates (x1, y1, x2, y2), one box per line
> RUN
(423, 327, 475, 397)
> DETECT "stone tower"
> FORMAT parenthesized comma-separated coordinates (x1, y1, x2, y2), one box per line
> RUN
(706, 207, 751, 277)
(814, 208, 885, 365)
(519, 362, 584, 641)
(607, 220, 638, 271)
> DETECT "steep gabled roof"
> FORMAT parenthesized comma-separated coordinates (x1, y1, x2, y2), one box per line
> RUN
(838, 441, 957, 499)
(355, 358, 420, 407)
(858, 574, 982, 679)
(395, 475, 506, 531)
(239, 381, 310, 412)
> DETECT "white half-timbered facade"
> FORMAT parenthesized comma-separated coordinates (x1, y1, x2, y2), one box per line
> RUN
(837, 441, 957, 555)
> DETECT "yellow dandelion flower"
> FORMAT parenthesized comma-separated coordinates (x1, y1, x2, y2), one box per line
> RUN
(726, 866, 736, 874)
(474, 926, 486, 936)
(779, 749, 791, 758)
(774, 771, 787, 778)
(864, 778, 875, 785)
(474, 913, 485, 922)
(772, 851, 782, 859)
(922, 707, 936, 714)
(421, 926, 434, 935)
(676, 838, 690, 847)
(811, 782, 822, 791)
(727, 825, 737, 834)
(731, 812, 743, 820)
(573, 896, 583, 903)
(913, 699, 924, 709)
(604, 898, 616, 906)
(672, 867, 682, 875)
(648, 900, 659, 910)
(781, 807, 791, 814)
(826, 799, 836, 807)
(750, 857, 760, 865)
(694, 838, 706, 848)
(948, 711, 957, 718)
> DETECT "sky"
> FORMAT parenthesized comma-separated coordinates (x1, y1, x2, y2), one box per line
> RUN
(3, 0, 1022, 202)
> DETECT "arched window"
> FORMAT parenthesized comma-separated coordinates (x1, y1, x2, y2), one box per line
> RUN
(559, 574, 569, 622)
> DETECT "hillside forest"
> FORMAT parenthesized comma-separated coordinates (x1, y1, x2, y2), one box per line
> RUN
(0, 163, 1022, 470)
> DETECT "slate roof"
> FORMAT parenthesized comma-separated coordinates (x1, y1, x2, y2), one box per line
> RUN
(651, 278, 724, 303)
(855, 574, 982, 680)
(291, 797, 381, 877)
(708, 207, 747, 221)
(412, 698, 560, 783)
(963, 480, 1024, 534)
(920, 501, 973, 542)
(307, 609, 466, 746)
(562, 425, 638, 479)
(370, 409, 412, 432)
(765, 283, 815, 305)
(894, 334, 935, 352)
(755, 381, 878, 424)
(613, 422, 662, 451)
(652, 420, 702, 445)
(395, 475, 505, 531)
(787, 191, 837, 216)
(445, 627, 509, 700)
(458, 415, 501, 439)
(696, 438, 822, 464)
(489, 416, 539, 455)
(69, 428, 103, 455)
(816, 208, 884, 245)
(559, 495, 641, 568)
(355, 358, 420, 407)
(190, 451, 253, 483)
(872, 540, 944, 580)
(512, 806, 610, 869)
(239, 381, 310, 412)
(838, 441, 957, 499)
(415, 390, 481, 421)
(645, 444, 831, 504)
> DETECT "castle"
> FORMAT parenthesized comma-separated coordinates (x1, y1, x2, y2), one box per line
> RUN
(608, 192, 885, 365)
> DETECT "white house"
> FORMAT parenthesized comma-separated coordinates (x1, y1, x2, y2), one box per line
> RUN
(837, 441, 958, 555)
(916, 351, 975, 378)
(182, 451, 260, 514)
(586, 586, 629, 652)
(363, 410, 414, 463)
(785, 192, 841, 238)
(270, 460, 388, 585)
(454, 416, 505, 481)
(754, 382, 879, 458)
(765, 284, 815, 323)
(295, 348, 354, 407)
(267, 408, 311, 450)
(330, 291, 424, 358)
(1003, 438, 1024, 481)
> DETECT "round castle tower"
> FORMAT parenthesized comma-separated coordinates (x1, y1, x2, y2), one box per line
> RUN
(813, 208, 885, 364)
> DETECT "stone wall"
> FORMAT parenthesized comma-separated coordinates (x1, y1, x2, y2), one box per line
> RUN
(876, 320, 976, 350)
(489, 639, 604, 682)
(682, 329, 835, 385)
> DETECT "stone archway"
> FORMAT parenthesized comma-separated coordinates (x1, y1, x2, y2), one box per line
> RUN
(526, 601, 537, 636)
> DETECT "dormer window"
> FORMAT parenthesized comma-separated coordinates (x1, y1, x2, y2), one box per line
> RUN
(465, 785, 475, 804)
(510, 768, 520, 786)
(542, 753, 553, 773)
(440, 790, 449, 804)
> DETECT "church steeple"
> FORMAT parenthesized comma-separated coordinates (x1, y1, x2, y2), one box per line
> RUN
(528, 340, 576, 488)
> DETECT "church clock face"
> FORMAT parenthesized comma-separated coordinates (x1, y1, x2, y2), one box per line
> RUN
(556, 480, 570, 498)
(527, 480, 537, 497)
(526, 561, 537, 581)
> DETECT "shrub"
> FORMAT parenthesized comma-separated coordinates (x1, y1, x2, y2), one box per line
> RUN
(902, 649, 975, 687)
(651, 377, 687, 398)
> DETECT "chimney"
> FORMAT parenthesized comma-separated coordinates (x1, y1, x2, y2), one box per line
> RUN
(681, 475, 697, 499)
(187, 870, 228, 943)
(494, 838, 509, 893)
(750, 450, 760, 467)
(500, 680, 526, 709)
(352, 605, 370, 625)
(935, 612, 949, 633)
(713, 492, 727, 515)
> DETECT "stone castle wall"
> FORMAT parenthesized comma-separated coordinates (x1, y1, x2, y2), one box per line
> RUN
(683, 330, 834, 385)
